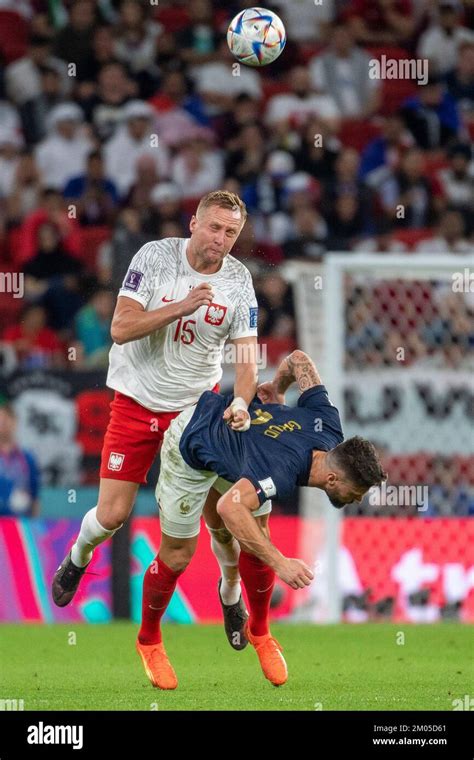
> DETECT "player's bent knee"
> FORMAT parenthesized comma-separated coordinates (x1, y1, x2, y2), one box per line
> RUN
(161, 548, 193, 573)
(215, 497, 229, 520)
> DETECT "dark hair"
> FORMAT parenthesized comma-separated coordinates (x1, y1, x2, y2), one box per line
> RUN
(329, 436, 387, 489)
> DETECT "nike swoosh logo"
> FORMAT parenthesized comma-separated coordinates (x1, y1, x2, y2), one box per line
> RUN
(256, 584, 274, 593)
(162, 296, 175, 302)
(149, 604, 167, 610)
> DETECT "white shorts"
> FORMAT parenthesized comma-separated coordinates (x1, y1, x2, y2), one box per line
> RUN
(155, 406, 272, 538)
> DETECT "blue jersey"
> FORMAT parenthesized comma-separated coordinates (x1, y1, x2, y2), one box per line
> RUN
(180, 386, 344, 505)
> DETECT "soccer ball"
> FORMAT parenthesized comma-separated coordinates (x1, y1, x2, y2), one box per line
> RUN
(227, 7, 286, 67)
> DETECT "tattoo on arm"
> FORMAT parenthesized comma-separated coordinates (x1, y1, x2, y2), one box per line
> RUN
(287, 353, 321, 392)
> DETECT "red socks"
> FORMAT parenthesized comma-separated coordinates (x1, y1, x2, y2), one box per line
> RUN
(239, 550, 275, 637)
(138, 556, 182, 645)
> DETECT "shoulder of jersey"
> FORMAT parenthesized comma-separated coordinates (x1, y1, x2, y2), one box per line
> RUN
(135, 238, 183, 268)
(224, 253, 253, 283)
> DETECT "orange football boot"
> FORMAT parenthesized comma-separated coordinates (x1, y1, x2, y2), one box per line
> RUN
(136, 640, 178, 690)
(244, 622, 288, 686)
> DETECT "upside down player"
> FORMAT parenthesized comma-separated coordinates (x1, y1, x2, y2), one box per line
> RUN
(52, 191, 270, 646)
(136, 349, 387, 688)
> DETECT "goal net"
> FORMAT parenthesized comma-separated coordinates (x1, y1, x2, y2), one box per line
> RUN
(282, 254, 474, 622)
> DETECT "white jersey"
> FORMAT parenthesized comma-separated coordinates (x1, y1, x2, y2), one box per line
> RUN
(106, 237, 258, 412)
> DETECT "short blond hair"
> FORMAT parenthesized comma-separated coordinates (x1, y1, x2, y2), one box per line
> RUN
(196, 190, 247, 223)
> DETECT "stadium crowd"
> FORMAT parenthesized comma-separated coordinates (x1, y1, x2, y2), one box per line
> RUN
(0, 0, 472, 513)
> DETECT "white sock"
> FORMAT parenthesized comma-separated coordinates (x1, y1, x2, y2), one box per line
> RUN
(70, 507, 118, 568)
(208, 526, 241, 606)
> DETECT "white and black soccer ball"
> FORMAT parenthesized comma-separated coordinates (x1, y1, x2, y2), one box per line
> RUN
(227, 7, 286, 67)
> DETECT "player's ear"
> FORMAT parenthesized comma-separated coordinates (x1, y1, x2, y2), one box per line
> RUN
(326, 472, 337, 487)
(189, 215, 197, 233)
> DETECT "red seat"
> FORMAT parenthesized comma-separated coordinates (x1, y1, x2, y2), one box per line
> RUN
(339, 118, 382, 152)
(261, 78, 291, 105)
(392, 228, 434, 250)
(0, 10, 28, 63)
(77, 226, 112, 272)
(380, 78, 418, 115)
(155, 6, 190, 32)
(260, 337, 297, 367)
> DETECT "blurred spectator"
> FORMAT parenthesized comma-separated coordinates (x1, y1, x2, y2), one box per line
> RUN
(23, 221, 83, 298)
(255, 271, 296, 338)
(104, 99, 170, 198)
(309, 24, 381, 118)
(0, 129, 23, 199)
(401, 76, 461, 149)
(176, 0, 220, 66)
(5, 150, 42, 223)
(63, 149, 119, 226)
(97, 207, 148, 291)
(125, 154, 161, 219)
(417, 1, 474, 76)
(80, 24, 117, 82)
(378, 147, 439, 227)
(53, 0, 97, 81)
(171, 132, 223, 199)
(272, 0, 335, 43)
(281, 204, 328, 260)
(79, 61, 137, 141)
(5, 34, 70, 106)
(354, 218, 408, 252)
(225, 122, 267, 186)
(113, 0, 161, 96)
(265, 66, 340, 135)
(291, 117, 339, 182)
(149, 70, 209, 127)
(191, 36, 262, 117)
(326, 193, 366, 250)
(323, 148, 373, 222)
(15, 187, 82, 266)
(346, 0, 416, 46)
(444, 41, 474, 121)
(20, 66, 64, 144)
(74, 285, 114, 368)
(0, 404, 40, 517)
(34, 103, 93, 191)
(140, 181, 185, 238)
(2, 304, 64, 369)
(415, 209, 474, 253)
(359, 113, 415, 183)
(437, 143, 474, 223)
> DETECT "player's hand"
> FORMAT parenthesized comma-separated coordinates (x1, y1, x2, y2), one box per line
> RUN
(257, 381, 285, 405)
(177, 283, 214, 316)
(223, 405, 251, 431)
(275, 557, 314, 589)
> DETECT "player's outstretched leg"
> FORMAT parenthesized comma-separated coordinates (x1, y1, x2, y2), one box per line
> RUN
(136, 534, 197, 689)
(52, 480, 136, 607)
(239, 534, 288, 686)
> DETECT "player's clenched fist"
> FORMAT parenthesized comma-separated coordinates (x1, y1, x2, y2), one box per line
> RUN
(177, 283, 214, 316)
(275, 557, 314, 589)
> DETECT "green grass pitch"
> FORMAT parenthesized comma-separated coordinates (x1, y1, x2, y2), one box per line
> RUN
(1, 622, 472, 711)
